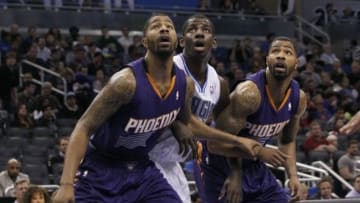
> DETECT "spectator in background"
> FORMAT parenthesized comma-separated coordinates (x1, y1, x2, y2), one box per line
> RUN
(23, 185, 51, 203)
(303, 120, 337, 153)
(20, 26, 37, 56)
(325, 3, 338, 24)
(338, 140, 359, 183)
(117, 26, 133, 56)
(0, 52, 18, 112)
(310, 94, 332, 124)
(13, 179, 30, 203)
(0, 159, 30, 196)
(11, 104, 34, 128)
(30, 82, 62, 118)
(49, 136, 69, 170)
(299, 183, 309, 201)
(320, 44, 339, 65)
(17, 82, 37, 108)
(34, 105, 57, 129)
(60, 92, 81, 119)
(36, 37, 52, 64)
(346, 175, 360, 198)
(96, 26, 123, 54)
(103, 0, 134, 12)
(310, 176, 336, 200)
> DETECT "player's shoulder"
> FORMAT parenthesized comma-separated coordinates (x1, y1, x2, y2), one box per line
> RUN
(231, 80, 261, 106)
(173, 54, 185, 70)
(108, 68, 136, 94)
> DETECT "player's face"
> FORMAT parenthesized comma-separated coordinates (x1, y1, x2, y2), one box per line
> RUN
(267, 40, 298, 80)
(143, 16, 177, 59)
(181, 18, 216, 57)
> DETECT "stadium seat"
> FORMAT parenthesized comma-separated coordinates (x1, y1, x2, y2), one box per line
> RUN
(32, 127, 55, 138)
(56, 118, 77, 128)
(6, 127, 30, 138)
(22, 164, 49, 185)
(22, 144, 48, 157)
(31, 136, 55, 149)
(57, 127, 73, 137)
(22, 156, 46, 165)
(4, 136, 26, 149)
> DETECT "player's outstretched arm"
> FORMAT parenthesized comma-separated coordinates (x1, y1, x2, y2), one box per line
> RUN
(53, 68, 136, 203)
(340, 111, 360, 135)
(278, 90, 307, 202)
(208, 81, 262, 158)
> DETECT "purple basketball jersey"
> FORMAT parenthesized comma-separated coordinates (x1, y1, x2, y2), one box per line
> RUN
(75, 58, 187, 202)
(203, 69, 300, 203)
(89, 58, 187, 160)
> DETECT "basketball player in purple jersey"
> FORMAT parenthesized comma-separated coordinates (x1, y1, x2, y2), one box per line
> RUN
(203, 37, 307, 203)
(150, 14, 261, 203)
(53, 14, 260, 203)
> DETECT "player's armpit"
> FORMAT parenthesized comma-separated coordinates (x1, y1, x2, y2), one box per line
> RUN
(79, 68, 136, 134)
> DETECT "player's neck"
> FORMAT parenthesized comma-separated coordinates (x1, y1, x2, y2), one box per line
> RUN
(265, 69, 292, 97)
(183, 54, 208, 82)
(145, 52, 173, 81)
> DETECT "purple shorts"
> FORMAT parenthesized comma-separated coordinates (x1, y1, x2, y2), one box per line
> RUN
(75, 151, 182, 203)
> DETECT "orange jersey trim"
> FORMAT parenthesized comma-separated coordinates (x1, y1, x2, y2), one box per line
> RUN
(146, 73, 176, 100)
(265, 85, 292, 112)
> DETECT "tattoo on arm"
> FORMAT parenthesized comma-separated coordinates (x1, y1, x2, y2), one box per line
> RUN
(215, 81, 261, 134)
(79, 68, 136, 134)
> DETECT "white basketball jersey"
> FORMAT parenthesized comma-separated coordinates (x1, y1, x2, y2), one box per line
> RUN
(149, 54, 221, 203)
(174, 53, 221, 122)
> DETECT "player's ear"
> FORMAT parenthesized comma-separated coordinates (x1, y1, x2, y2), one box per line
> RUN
(142, 37, 148, 48)
(179, 36, 184, 48)
(212, 37, 217, 49)
(295, 58, 299, 70)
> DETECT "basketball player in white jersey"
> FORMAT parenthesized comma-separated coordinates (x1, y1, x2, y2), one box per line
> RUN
(149, 14, 260, 202)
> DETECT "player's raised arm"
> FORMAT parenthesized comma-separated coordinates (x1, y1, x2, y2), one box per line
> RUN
(53, 68, 136, 203)
(278, 89, 307, 202)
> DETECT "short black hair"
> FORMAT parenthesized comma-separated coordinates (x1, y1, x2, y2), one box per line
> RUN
(143, 13, 171, 35)
(269, 36, 297, 56)
(182, 14, 215, 35)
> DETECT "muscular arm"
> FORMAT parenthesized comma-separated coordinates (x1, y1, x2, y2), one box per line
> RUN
(278, 90, 307, 179)
(207, 81, 261, 157)
(176, 77, 254, 145)
(59, 68, 136, 185)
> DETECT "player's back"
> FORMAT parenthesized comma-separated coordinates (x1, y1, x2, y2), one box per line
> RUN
(88, 58, 187, 161)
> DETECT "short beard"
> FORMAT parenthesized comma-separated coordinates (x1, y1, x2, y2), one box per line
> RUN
(157, 50, 174, 60)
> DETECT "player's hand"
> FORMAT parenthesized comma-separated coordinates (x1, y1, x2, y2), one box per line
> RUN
(235, 137, 262, 160)
(340, 111, 360, 135)
(52, 184, 75, 203)
(258, 147, 289, 168)
(219, 171, 243, 203)
(171, 121, 198, 160)
(288, 176, 301, 203)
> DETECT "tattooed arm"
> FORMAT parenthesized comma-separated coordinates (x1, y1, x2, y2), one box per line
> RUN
(278, 90, 307, 202)
(58, 68, 136, 186)
(208, 81, 261, 157)
(176, 78, 261, 158)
